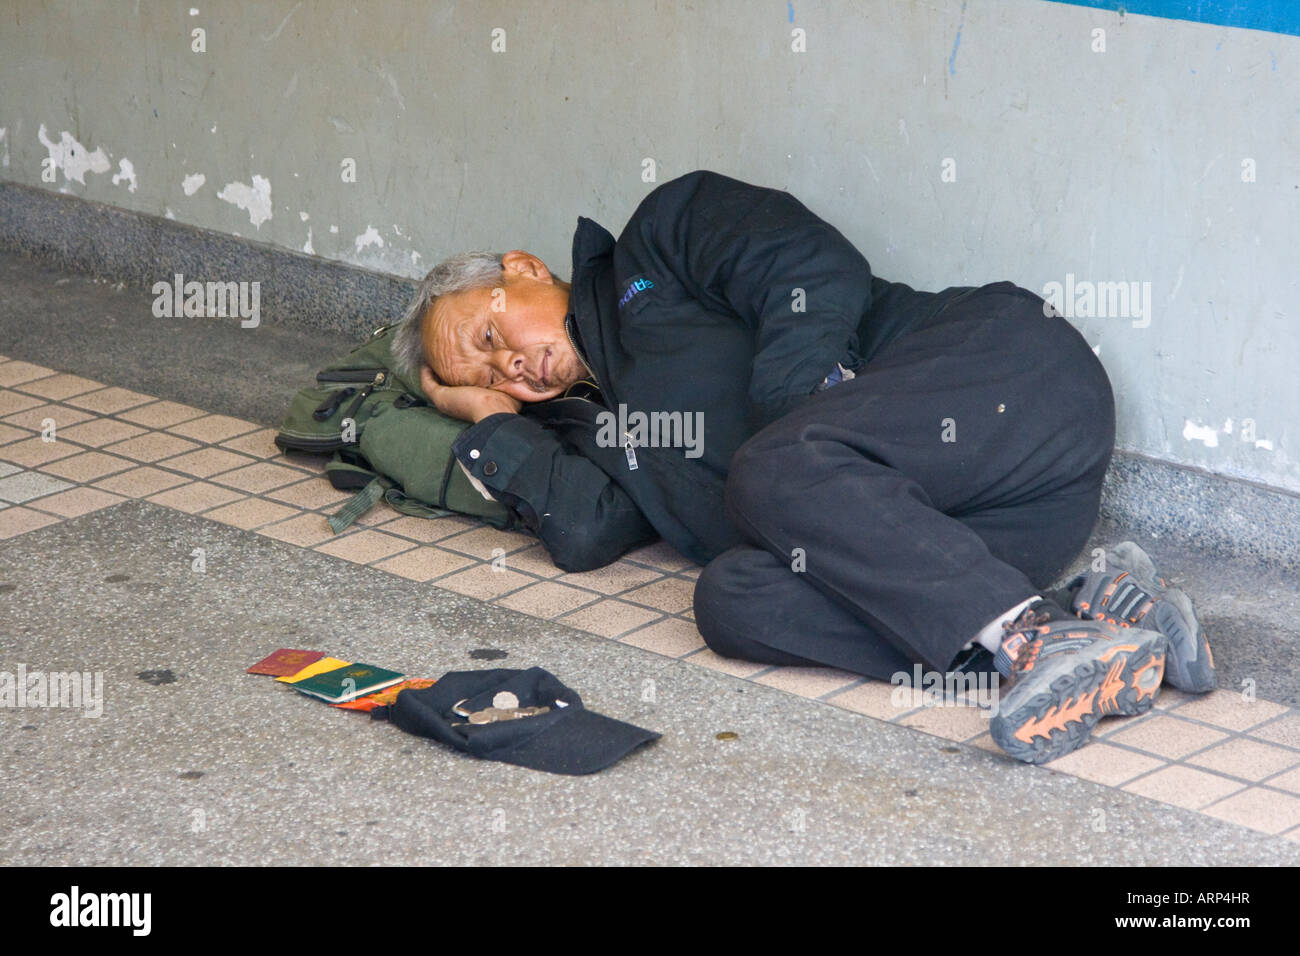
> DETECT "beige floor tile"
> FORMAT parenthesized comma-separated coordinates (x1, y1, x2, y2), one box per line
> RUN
(0, 423, 28, 445)
(1041, 742, 1166, 787)
(497, 544, 564, 578)
(558, 599, 661, 638)
(166, 413, 259, 443)
(116, 400, 207, 428)
(1185, 737, 1300, 782)
(1264, 767, 1300, 795)
(556, 560, 664, 594)
(1153, 687, 1198, 711)
(256, 513, 335, 547)
(103, 431, 201, 463)
(146, 481, 245, 514)
(0, 437, 82, 468)
(353, 502, 402, 526)
(754, 666, 864, 700)
(202, 498, 300, 530)
(620, 617, 708, 658)
(433, 565, 534, 600)
(218, 428, 282, 458)
(1202, 787, 1300, 835)
(898, 704, 993, 743)
(1249, 714, 1300, 751)
(91, 466, 190, 497)
(314, 529, 414, 564)
(265, 477, 353, 510)
(373, 546, 475, 582)
(157, 447, 256, 478)
(620, 576, 696, 614)
(373, 514, 480, 542)
(826, 680, 920, 721)
(1122, 765, 1246, 810)
(15, 373, 104, 400)
(27, 486, 126, 518)
(496, 581, 596, 619)
(0, 389, 44, 416)
(680, 647, 767, 679)
(38, 451, 135, 482)
(54, 418, 147, 448)
(3, 403, 95, 431)
(210, 461, 305, 493)
(623, 539, 696, 571)
(1169, 689, 1288, 732)
(1103, 714, 1230, 759)
(0, 506, 62, 538)
(0, 362, 56, 387)
(64, 386, 155, 414)
(438, 525, 540, 559)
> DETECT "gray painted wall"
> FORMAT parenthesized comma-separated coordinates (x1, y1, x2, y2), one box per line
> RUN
(2, 0, 1297, 493)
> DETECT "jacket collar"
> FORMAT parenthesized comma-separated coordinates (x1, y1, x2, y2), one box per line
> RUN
(565, 216, 618, 386)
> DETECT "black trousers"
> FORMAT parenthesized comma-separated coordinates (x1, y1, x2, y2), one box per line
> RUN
(693, 282, 1115, 680)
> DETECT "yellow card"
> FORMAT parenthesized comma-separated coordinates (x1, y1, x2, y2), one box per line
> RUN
(275, 657, 352, 683)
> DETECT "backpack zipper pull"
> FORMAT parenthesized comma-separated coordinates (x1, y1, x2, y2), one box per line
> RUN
(624, 432, 638, 471)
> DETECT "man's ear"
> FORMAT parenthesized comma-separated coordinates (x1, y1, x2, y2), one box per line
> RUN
(501, 250, 553, 283)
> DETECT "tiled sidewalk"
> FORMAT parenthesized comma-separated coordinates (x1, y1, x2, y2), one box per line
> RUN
(3, 353, 1300, 842)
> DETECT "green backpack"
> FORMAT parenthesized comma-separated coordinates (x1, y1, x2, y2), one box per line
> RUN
(274, 324, 518, 534)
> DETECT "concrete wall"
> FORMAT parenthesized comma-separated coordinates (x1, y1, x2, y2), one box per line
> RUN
(2, 0, 1297, 493)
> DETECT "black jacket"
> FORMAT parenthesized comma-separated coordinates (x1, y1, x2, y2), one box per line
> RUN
(450, 170, 971, 571)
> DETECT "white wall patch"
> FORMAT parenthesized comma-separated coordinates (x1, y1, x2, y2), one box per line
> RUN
(216, 175, 273, 228)
(112, 158, 138, 193)
(37, 125, 110, 184)
(1182, 419, 1220, 448)
(0, 127, 8, 168)
(303, 227, 314, 255)
(181, 173, 206, 195)
(354, 226, 384, 252)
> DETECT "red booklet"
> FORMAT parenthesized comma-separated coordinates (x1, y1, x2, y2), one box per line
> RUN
(246, 648, 326, 677)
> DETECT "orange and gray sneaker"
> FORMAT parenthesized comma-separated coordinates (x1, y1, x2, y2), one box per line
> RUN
(1067, 541, 1215, 694)
(989, 599, 1167, 764)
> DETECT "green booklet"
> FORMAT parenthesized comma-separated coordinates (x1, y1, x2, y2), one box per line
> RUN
(293, 663, 405, 703)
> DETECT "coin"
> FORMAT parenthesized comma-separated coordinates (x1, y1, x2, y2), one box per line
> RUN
(493, 691, 520, 710)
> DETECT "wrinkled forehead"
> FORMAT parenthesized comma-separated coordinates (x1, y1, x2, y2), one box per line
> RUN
(424, 290, 485, 385)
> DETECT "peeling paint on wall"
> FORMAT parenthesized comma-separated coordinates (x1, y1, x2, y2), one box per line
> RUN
(112, 158, 137, 193)
(181, 173, 206, 195)
(37, 125, 110, 184)
(216, 175, 272, 228)
(354, 226, 384, 252)
(1183, 419, 1220, 447)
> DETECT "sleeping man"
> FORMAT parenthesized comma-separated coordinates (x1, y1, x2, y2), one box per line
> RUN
(390, 169, 1215, 765)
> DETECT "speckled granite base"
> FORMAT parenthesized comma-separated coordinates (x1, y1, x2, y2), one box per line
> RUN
(1101, 452, 1300, 568)
(4, 181, 1297, 568)
(0, 181, 414, 336)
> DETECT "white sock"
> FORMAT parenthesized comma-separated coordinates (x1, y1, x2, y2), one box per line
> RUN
(968, 596, 1041, 653)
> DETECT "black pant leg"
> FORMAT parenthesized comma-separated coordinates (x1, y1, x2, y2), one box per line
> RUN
(708, 282, 1114, 675)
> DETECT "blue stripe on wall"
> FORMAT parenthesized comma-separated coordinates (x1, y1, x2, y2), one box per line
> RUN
(1045, 0, 1300, 37)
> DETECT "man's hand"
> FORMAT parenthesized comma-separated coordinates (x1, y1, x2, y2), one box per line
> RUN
(420, 364, 522, 422)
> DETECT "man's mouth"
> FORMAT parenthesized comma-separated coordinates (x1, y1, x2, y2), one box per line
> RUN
(525, 348, 552, 393)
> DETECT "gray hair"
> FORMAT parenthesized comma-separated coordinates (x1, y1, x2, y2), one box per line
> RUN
(390, 251, 505, 379)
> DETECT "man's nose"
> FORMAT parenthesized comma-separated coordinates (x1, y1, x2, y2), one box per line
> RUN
(492, 348, 527, 379)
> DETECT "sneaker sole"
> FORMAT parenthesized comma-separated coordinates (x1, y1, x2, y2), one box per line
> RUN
(990, 631, 1167, 764)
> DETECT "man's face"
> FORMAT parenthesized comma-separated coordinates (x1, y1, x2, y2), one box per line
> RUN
(423, 251, 587, 403)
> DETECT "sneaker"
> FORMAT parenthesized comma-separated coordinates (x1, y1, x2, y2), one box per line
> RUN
(989, 600, 1167, 764)
(1068, 541, 1215, 694)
